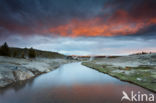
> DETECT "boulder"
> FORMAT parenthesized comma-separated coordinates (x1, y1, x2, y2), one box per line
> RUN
(13, 69, 35, 81)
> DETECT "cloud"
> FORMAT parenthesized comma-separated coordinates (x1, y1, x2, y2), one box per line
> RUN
(48, 17, 147, 37)
(0, 0, 105, 35)
(1, 35, 155, 55)
(48, 0, 156, 37)
(0, 0, 155, 55)
(0, 0, 155, 37)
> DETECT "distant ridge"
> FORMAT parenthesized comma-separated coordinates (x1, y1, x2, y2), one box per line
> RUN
(10, 47, 65, 58)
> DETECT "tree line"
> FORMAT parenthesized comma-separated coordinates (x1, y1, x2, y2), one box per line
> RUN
(0, 42, 36, 59)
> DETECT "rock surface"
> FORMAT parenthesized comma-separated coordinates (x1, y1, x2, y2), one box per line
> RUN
(0, 56, 70, 88)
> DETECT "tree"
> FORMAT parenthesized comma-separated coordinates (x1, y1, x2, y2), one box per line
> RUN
(28, 47, 36, 58)
(0, 42, 11, 56)
(13, 51, 18, 57)
(21, 53, 25, 59)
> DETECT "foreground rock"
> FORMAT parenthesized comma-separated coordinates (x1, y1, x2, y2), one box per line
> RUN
(82, 53, 156, 92)
(0, 56, 71, 88)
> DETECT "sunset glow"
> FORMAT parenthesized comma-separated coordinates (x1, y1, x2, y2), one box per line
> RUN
(0, 0, 156, 55)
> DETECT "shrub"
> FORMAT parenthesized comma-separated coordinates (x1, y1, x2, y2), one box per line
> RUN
(28, 48, 36, 58)
(13, 51, 18, 57)
(21, 53, 25, 59)
(0, 42, 11, 57)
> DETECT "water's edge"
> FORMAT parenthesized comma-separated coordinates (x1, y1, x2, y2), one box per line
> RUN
(82, 62, 156, 93)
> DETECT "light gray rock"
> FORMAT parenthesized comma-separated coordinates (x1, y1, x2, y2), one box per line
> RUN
(0, 71, 15, 87)
(13, 69, 35, 81)
(0, 56, 69, 88)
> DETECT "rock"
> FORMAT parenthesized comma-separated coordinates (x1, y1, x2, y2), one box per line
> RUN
(0, 66, 35, 87)
(136, 78, 142, 81)
(13, 69, 35, 81)
(0, 71, 16, 87)
(0, 56, 69, 88)
(0, 79, 14, 87)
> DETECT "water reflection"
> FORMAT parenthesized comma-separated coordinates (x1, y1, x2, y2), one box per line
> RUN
(0, 62, 155, 103)
(31, 62, 125, 88)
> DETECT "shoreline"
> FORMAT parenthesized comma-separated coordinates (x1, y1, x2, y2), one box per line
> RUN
(0, 65, 59, 89)
(0, 56, 72, 88)
(82, 62, 156, 93)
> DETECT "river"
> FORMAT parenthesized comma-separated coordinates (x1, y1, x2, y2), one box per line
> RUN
(0, 62, 155, 103)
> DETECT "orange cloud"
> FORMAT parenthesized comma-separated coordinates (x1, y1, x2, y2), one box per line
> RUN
(46, 10, 156, 37)
(148, 18, 156, 24)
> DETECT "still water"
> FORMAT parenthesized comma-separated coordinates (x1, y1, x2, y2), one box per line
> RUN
(0, 62, 155, 103)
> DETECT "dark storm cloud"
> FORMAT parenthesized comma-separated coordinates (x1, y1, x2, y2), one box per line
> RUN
(0, 0, 155, 38)
(102, 0, 156, 35)
(0, 0, 106, 35)
(105, 0, 156, 21)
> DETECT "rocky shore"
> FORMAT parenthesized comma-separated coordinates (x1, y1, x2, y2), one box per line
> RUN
(0, 56, 70, 88)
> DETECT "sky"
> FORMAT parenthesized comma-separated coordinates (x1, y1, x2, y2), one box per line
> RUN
(0, 0, 156, 55)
